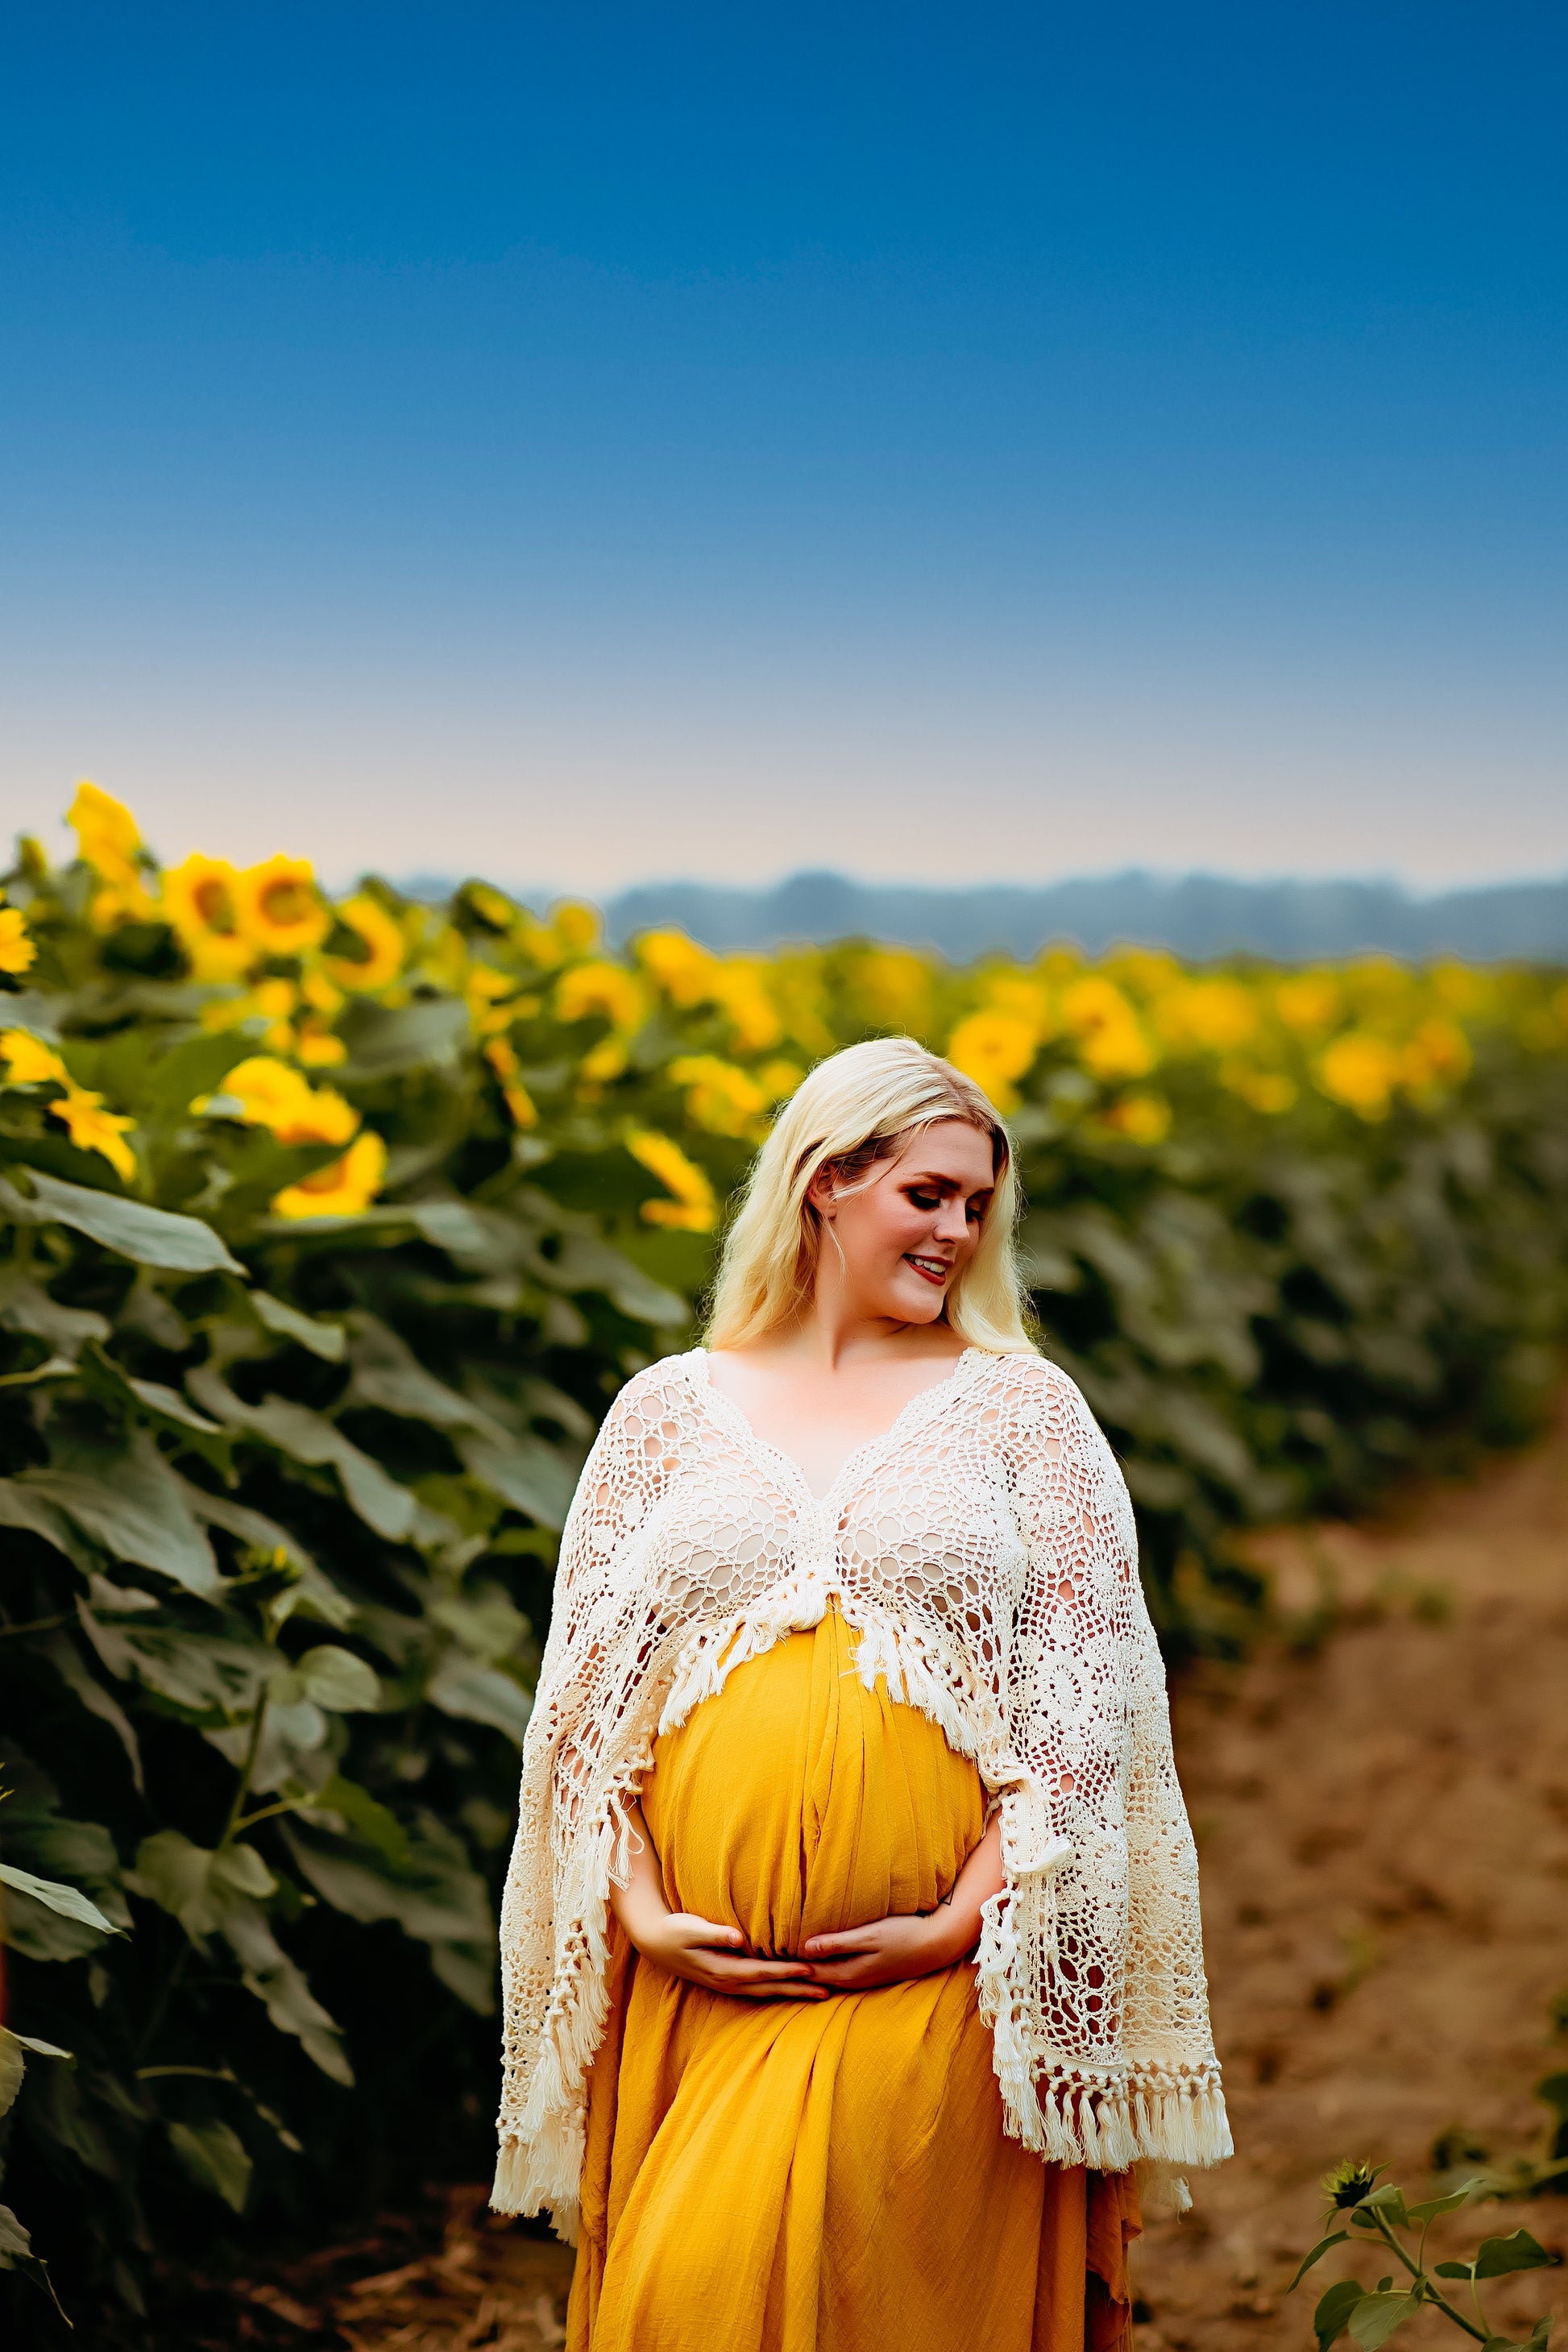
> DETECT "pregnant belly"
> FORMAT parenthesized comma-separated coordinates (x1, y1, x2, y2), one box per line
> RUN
(639, 1607, 986, 1959)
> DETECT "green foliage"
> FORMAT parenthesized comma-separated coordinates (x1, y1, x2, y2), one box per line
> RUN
(2, 819, 1568, 2332)
(0, 865, 698, 2334)
(1016, 1036, 1568, 1641)
(1291, 2170, 1559, 2348)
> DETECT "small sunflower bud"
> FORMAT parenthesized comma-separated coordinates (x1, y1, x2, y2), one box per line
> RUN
(1322, 2159, 1380, 2209)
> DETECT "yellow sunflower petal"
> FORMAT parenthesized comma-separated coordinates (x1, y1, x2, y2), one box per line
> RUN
(0, 906, 37, 976)
(52, 1085, 138, 1181)
(2, 1029, 68, 1087)
(325, 894, 405, 991)
(271, 1130, 387, 1219)
(626, 1126, 716, 1231)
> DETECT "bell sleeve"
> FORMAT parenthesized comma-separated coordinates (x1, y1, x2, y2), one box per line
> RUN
(988, 1355, 1230, 2172)
(492, 1366, 682, 2222)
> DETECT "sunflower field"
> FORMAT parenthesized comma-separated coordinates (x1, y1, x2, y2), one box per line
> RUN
(2, 786, 1567, 2336)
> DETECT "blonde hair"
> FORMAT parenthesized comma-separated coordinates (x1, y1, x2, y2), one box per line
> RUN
(704, 1037, 1036, 1355)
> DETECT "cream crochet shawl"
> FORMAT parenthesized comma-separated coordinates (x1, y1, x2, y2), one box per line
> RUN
(492, 1344, 1230, 2235)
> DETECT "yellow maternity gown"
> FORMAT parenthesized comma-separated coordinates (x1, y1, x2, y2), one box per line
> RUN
(568, 1602, 1140, 2352)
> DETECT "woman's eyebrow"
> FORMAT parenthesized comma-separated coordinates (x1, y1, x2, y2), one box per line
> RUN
(902, 1171, 993, 1197)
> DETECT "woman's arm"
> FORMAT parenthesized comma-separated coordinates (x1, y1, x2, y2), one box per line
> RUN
(609, 1802, 828, 2001)
(798, 1813, 1006, 1991)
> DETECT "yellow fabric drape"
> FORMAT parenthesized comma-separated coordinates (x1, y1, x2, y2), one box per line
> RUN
(570, 1602, 1140, 2352)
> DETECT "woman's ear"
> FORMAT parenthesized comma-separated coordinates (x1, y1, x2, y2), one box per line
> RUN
(807, 1162, 839, 1219)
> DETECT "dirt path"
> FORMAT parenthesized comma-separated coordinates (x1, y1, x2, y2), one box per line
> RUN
(1135, 1401, 1568, 2348)
(211, 1409, 1568, 2350)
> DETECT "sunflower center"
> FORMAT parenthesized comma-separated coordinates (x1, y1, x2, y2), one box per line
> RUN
(298, 1157, 349, 1193)
(262, 880, 313, 924)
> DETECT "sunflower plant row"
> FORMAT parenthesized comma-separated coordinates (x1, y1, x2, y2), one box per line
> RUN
(2, 787, 1567, 2335)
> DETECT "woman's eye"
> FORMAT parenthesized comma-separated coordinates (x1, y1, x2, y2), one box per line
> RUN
(907, 1189, 940, 1210)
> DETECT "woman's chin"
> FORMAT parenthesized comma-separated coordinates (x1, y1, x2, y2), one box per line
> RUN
(886, 1277, 948, 1325)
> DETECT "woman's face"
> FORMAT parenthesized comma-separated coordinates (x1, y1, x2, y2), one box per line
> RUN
(810, 1118, 998, 1328)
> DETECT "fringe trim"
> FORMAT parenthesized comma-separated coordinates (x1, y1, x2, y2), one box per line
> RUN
(490, 1736, 657, 2225)
(977, 1869, 1232, 2172)
(491, 2134, 580, 2242)
(493, 1589, 1232, 2223)
(1136, 2160, 1195, 2213)
(658, 1589, 1007, 1786)
(657, 1595, 816, 1736)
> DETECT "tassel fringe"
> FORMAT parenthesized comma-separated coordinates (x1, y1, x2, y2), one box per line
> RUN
(494, 1592, 1232, 2223)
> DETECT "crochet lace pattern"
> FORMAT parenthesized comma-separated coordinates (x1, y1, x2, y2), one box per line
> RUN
(493, 1345, 1230, 2237)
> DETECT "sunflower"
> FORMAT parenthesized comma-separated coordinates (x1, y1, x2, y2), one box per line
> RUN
(52, 1087, 137, 1182)
(707, 960, 782, 1052)
(301, 969, 344, 1015)
(325, 894, 405, 991)
(844, 949, 935, 1035)
(1100, 1091, 1172, 1147)
(0, 1027, 137, 1177)
(465, 883, 516, 932)
(295, 1021, 348, 1066)
(68, 782, 156, 923)
(637, 927, 718, 1006)
(0, 905, 36, 977)
(484, 1037, 538, 1128)
(1221, 1063, 1298, 1114)
(945, 1009, 1039, 1112)
(1321, 2160, 1381, 2212)
(1153, 977, 1258, 1054)
(272, 1081, 358, 1147)
(1, 1030, 68, 1087)
(667, 1053, 768, 1138)
(464, 961, 525, 1035)
(554, 960, 647, 1034)
(234, 856, 330, 956)
(581, 1037, 629, 1084)
(272, 1130, 387, 1220)
(626, 1127, 717, 1232)
(1276, 973, 1339, 1038)
(550, 901, 600, 956)
(1316, 1033, 1400, 1119)
(1400, 1016, 1471, 1091)
(1062, 977, 1155, 1082)
(68, 782, 143, 891)
(215, 1056, 360, 1146)
(161, 854, 254, 981)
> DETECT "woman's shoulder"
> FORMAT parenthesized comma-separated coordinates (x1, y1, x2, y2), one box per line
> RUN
(603, 1347, 704, 1412)
(964, 1342, 1094, 1421)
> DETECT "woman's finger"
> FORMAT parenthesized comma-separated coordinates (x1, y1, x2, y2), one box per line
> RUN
(670, 1914, 747, 1949)
(707, 1953, 813, 1981)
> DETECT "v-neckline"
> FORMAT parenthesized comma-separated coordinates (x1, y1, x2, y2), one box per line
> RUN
(690, 1345, 982, 1510)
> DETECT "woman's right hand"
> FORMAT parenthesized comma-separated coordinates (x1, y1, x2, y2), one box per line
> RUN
(632, 1909, 828, 2001)
(608, 1798, 827, 2001)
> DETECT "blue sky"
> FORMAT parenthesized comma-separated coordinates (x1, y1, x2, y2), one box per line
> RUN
(2, 2, 1564, 893)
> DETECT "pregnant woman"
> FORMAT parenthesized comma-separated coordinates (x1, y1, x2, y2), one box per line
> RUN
(493, 1038, 1229, 2350)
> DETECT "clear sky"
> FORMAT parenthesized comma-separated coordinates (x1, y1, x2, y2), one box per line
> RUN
(2, 2, 1564, 894)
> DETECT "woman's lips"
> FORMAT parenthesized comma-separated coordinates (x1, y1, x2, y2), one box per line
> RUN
(904, 1255, 951, 1285)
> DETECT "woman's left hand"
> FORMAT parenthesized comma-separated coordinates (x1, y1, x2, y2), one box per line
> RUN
(799, 1906, 968, 1990)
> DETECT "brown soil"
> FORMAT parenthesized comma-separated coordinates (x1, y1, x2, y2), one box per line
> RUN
(209, 1406, 1568, 2350)
(1135, 1399, 1568, 2350)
